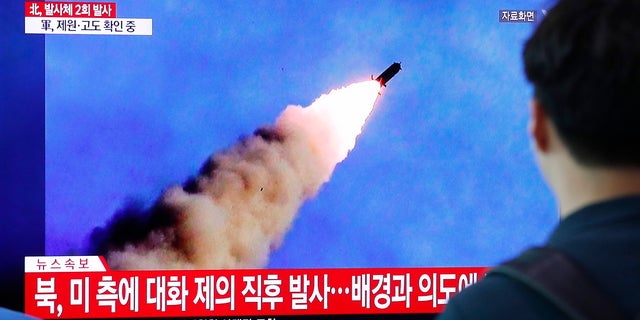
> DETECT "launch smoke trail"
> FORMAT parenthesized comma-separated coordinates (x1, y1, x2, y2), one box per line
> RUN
(88, 80, 381, 269)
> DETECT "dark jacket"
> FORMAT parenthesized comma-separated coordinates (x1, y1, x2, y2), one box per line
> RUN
(437, 195, 640, 319)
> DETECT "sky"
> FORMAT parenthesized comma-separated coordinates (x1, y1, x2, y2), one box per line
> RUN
(45, 0, 556, 269)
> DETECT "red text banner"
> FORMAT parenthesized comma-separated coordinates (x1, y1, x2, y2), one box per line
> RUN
(25, 257, 489, 319)
(25, 2, 116, 18)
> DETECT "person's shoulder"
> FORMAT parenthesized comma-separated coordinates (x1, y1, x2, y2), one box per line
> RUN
(436, 272, 567, 320)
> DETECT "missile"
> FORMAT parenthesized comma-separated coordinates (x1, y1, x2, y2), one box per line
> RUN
(374, 62, 402, 87)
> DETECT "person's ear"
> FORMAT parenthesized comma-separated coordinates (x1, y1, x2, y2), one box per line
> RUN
(529, 99, 551, 153)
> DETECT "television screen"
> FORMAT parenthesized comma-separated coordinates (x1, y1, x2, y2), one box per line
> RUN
(3, 0, 555, 318)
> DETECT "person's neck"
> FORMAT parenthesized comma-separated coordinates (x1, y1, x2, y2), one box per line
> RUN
(554, 163, 640, 219)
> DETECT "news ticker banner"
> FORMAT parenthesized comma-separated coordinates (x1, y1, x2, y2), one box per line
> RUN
(25, 256, 489, 319)
(25, 2, 152, 35)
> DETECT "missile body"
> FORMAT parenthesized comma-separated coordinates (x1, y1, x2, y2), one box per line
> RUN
(375, 62, 402, 87)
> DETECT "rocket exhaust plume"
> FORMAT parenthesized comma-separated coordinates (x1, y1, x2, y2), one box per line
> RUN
(88, 79, 381, 269)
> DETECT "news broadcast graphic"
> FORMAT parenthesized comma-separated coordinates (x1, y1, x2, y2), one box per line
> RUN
(25, 256, 488, 318)
(33, 0, 555, 318)
(25, 2, 152, 35)
(498, 10, 538, 23)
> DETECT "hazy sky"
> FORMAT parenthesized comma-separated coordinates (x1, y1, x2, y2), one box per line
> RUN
(45, 0, 556, 269)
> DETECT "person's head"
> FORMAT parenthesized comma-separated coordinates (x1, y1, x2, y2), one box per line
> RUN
(524, 0, 640, 172)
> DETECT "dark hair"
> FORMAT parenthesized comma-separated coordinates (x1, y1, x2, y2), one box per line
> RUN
(523, 0, 640, 167)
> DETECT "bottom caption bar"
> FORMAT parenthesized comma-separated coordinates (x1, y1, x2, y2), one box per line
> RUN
(24, 256, 488, 319)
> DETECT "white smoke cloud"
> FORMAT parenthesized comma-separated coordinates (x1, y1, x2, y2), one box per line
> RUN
(94, 80, 380, 270)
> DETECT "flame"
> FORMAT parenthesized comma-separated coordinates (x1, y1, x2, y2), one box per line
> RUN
(308, 80, 381, 161)
(276, 80, 381, 181)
